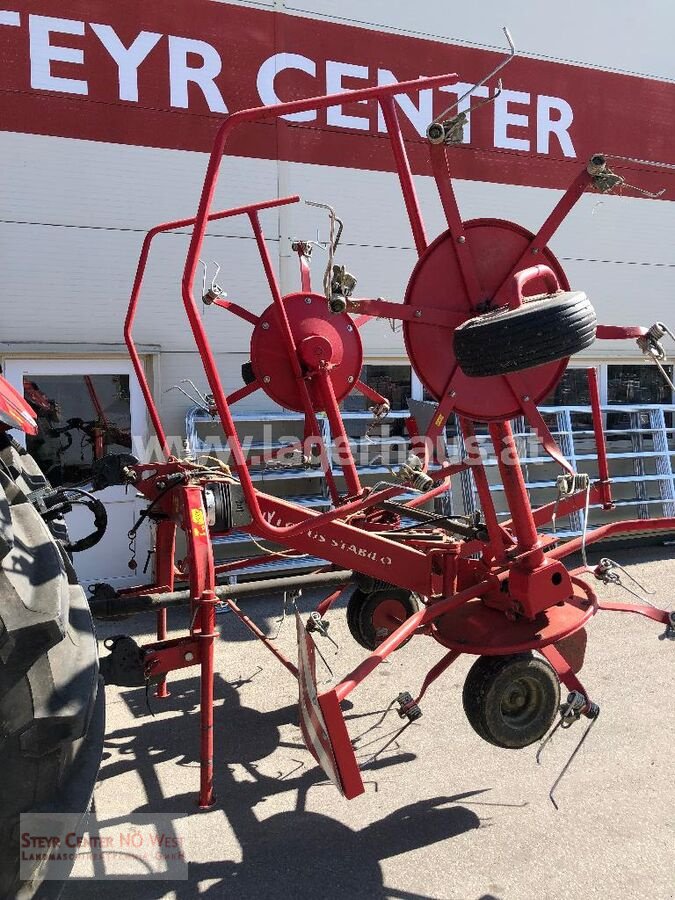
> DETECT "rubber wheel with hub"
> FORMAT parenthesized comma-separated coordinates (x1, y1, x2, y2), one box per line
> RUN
(462, 652, 560, 748)
(346, 587, 420, 651)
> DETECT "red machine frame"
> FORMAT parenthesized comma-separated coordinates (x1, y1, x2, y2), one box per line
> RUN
(115, 69, 674, 807)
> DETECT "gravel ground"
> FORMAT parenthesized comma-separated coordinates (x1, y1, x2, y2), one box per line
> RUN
(62, 545, 674, 900)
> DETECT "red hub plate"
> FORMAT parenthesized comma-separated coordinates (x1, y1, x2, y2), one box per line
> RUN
(404, 219, 570, 421)
(432, 582, 595, 655)
(251, 292, 362, 412)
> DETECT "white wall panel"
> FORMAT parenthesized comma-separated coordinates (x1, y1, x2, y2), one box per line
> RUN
(0, 132, 278, 236)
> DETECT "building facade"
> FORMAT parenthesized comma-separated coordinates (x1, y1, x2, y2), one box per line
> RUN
(1, 1, 674, 584)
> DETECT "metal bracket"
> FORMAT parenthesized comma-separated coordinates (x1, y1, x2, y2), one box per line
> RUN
(291, 239, 313, 258)
(587, 154, 666, 198)
(395, 691, 422, 722)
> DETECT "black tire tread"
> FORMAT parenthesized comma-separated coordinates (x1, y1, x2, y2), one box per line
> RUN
(454, 291, 597, 377)
(0, 433, 103, 899)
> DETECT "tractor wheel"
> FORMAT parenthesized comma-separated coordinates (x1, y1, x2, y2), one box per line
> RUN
(462, 653, 560, 749)
(347, 587, 420, 651)
(0, 434, 104, 898)
(453, 291, 596, 377)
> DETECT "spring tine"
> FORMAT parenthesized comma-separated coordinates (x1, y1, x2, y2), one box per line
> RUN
(311, 634, 333, 683)
(601, 557, 656, 598)
(432, 26, 516, 124)
(536, 717, 564, 765)
(165, 382, 210, 413)
(359, 720, 413, 770)
(548, 713, 599, 810)
(180, 379, 212, 409)
(211, 261, 221, 290)
(621, 182, 665, 199)
(199, 259, 207, 298)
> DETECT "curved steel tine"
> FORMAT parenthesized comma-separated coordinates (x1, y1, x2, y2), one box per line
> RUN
(165, 379, 212, 413)
(548, 714, 599, 810)
(432, 25, 516, 124)
(211, 260, 221, 291)
(536, 717, 563, 765)
(199, 259, 207, 297)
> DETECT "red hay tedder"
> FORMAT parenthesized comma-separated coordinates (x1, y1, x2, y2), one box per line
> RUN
(85, 33, 675, 810)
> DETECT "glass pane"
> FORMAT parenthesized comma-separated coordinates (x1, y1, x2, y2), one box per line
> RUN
(607, 364, 673, 433)
(342, 364, 411, 411)
(544, 368, 591, 406)
(542, 368, 593, 430)
(607, 364, 673, 405)
(24, 374, 131, 487)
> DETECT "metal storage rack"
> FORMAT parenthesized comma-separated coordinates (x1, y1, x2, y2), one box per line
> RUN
(184, 401, 674, 573)
(335, 407, 454, 512)
(457, 404, 675, 536)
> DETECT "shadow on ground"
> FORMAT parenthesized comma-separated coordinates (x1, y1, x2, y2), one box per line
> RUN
(61, 673, 509, 900)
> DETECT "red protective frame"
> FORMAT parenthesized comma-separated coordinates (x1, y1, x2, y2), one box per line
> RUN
(119, 72, 675, 805)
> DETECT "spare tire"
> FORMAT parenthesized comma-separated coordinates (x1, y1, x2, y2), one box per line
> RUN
(453, 291, 596, 378)
(0, 433, 104, 899)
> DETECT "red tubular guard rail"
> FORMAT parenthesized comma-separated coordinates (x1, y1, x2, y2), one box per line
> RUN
(174, 73, 459, 542)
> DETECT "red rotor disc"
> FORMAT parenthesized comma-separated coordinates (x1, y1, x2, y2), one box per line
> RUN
(404, 219, 570, 421)
(250, 292, 363, 412)
(432, 586, 596, 655)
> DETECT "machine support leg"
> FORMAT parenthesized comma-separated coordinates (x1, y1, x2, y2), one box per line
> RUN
(489, 420, 545, 567)
(540, 643, 588, 697)
(155, 608, 170, 698)
(153, 520, 177, 698)
(198, 590, 217, 808)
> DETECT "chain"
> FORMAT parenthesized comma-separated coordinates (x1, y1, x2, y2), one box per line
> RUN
(127, 529, 137, 571)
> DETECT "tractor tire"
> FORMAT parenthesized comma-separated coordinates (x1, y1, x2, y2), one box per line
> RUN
(462, 652, 560, 749)
(347, 586, 420, 651)
(453, 291, 596, 377)
(0, 434, 104, 900)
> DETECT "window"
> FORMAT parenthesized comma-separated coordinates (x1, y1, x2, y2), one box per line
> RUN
(343, 364, 412, 412)
(24, 374, 132, 487)
(607, 364, 673, 405)
(607, 364, 673, 432)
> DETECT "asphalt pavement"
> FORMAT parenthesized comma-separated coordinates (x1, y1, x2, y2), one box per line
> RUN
(62, 545, 675, 900)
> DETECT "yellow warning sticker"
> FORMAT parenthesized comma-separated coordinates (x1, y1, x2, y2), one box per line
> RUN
(434, 414, 445, 428)
(191, 509, 206, 526)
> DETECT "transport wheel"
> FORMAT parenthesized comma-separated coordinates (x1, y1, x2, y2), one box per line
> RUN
(347, 587, 420, 651)
(462, 652, 560, 748)
(453, 291, 596, 377)
(0, 434, 104, 898)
